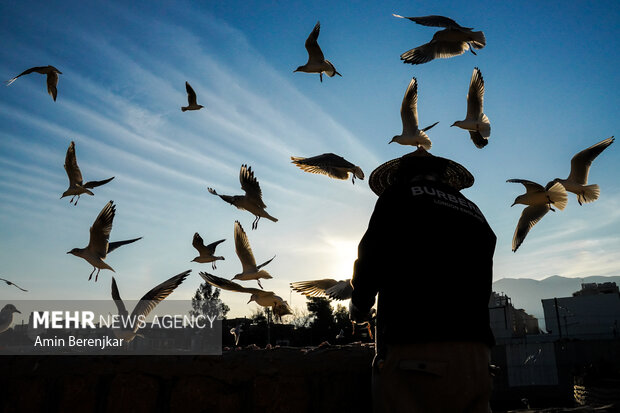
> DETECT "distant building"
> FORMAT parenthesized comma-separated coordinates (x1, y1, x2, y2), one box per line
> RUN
(542, 282, 620, 340)
(489, 292, 541, 341)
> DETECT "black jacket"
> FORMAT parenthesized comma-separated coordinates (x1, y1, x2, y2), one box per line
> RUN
(351, 178, 496, 347)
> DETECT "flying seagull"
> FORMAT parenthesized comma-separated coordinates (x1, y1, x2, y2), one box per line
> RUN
(292, 278, 374, 338)
(0, 304, 21, 334)
(181, 81, 204, 112)
(291, 153, 364, 184)
(207, 164, 278, 230)
(507, 179, 568, 252)
(67, 200, 142, 281)
(393, 14, 486, 65)
(111, 270, 190, 342)
(61, 141, 115, 205)
(232, 220, 275, 289)
(6, 65, 62, 101)
(0, 277, 28, 292)
(390, 77, 439, 149)
(451, 67, 491, 148)
(290, 278, 352, 300)
(230, 325, 243, 346)
(191, 233, 225, 269)
(552, 137, 615, 205)
(200, 272, 292, 320)
(294, 21, 342, 82)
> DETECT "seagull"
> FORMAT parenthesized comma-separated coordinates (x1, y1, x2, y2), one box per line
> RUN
(232, 221, 275, 289)
(6, 65, 62, 101)
(191, 233, 225, 269)
(200, 272, 292, 320)
(294, 21, 342, 82)
(181, 81, 204, 112)
(393, 14, 486, 65)
(67, 200, 142, 281)
(507, 179, 568, 252)
(0, 277, 28, 292)
(207, 164, 278, 230)
(290, 278, 352, 300)
(110, 270, 190, 342)
(61, 141, 115, 205)
(551, 137, 615, 205)
(230, 325, 243, 345)
(291, 153, 364, 184)
(451, 67, 490, 148)
(390, 77, 439, 149)
(0, 304, 21, 334)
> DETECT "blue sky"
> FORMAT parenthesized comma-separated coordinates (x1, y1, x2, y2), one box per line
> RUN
(1, 0, 618, 318)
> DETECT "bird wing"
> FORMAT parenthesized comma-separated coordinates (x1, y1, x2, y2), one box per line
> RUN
(64, 141, 84, 186)
(512, 204, 550, 252)
(47, 71, 59, 101)
(0, 278, 28, 292)
(84, 176, 115, 189)
(468, 131, 488, 149)
(393, 14, 463, 29)
(401, 77, 419, 131)
(130, 270, 191, 330)
(291, 279, 352, 300)
(239, 164, 266, 208)
(185, 81, 198, 106)
(107, 237, 142, 254)
(506, 179, 545, 194)
(200, 271, 264, 295)
(234, 220, 257, 271)
(290, 153, 354, 180)
(400, 40, 468, 65)
(466, 67, 484, 120)
(567, 137, 615, 185)
(5, 66, 50, 85)
(305, 21, 325, 63)
(111, 277, 129, 317)
(88, 201, 115, 257)
(192, 232, 207, 254)
(204, 238, 225, 255)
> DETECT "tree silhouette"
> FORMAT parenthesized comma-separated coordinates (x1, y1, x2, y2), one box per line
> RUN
(190, 282, 230, 319)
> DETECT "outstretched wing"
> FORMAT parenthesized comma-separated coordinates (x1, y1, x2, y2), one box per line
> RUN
(239, 164, 266, 208)
(393, 14, 464, 29)
(5, 66, 50, 85)
(512, 205, 550, 252)
(199, 271, 263, 295)
(305, 21, 325, 63)
(568, 137, 614, 185)
(84, 176, 115, 189)
(130, 270, 191, 330)
(108, 237, 142, 254)
(111, 277, 129, 317)
(466, 67, 484, 120)
(234, 220, 257, 270)
(291, 279, 352, 300)
(88, 201, 115, 257)
(186, 81, 198, 106)
(64, 141, 84, 186)
(291, 153, 355, 180)
(506, 179, 544, 194)
(401, 77, 420, 131)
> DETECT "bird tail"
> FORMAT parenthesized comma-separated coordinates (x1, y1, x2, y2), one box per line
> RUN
(547, 182, 568, 211)
(469, 31, 486, 49)
(578, 184, 600, 205)
(264, 212, 278, 223)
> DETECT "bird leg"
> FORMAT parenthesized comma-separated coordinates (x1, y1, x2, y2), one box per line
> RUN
(74, 195, 80, 206)
(366, 323, 373, 340)
(257, 279, 263, 289)
(95, 268, 101, 282)
(212, 262, 217, 270)
(469, 45, 477, 55)
(252, 216, 260, 230)
(320, 72, 323, 83)
(88, 267, 96, 281)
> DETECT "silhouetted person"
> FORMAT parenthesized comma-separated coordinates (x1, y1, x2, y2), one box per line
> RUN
(350, 147, 496, 412)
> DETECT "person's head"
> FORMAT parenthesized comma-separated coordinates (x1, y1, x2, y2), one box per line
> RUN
(369, 147, 474, 196)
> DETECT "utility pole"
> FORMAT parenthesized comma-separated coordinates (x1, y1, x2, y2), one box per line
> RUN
(554, 298, 562, 339)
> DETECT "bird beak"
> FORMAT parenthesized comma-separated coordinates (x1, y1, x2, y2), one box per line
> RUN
(247, 298, 253, 304)
(510, 202, 516, 207)
(15, 310, 21, 314)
